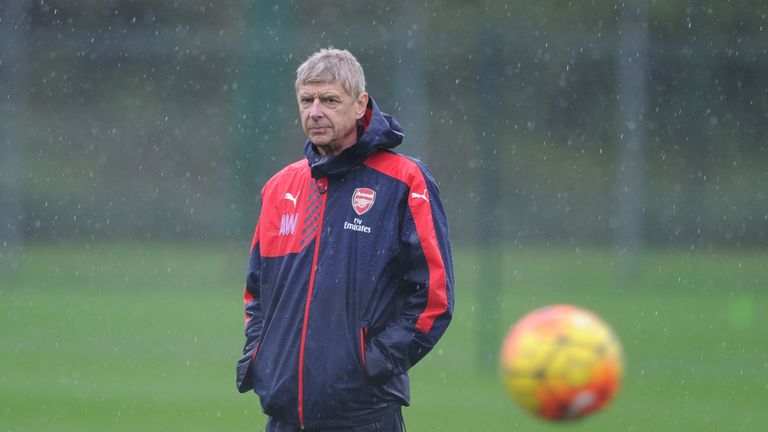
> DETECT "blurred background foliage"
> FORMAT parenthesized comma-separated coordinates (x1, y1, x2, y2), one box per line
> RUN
(1, 0, 767, 248)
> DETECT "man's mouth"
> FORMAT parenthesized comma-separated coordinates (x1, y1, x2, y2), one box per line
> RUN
(309, 126, 329, 134)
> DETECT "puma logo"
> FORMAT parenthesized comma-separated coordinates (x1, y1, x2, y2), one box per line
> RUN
(283, 192, 299, 207)
(410, 189, 429, 202)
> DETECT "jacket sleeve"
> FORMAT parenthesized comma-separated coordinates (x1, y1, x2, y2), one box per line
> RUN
(235, 219, 264, 393)
(363, 162, 454, 384)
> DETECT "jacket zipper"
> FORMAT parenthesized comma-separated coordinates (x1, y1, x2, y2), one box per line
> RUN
(297, 178, 327, 429)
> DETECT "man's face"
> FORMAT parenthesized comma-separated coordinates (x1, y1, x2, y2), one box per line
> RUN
(297, 81, 368, 156)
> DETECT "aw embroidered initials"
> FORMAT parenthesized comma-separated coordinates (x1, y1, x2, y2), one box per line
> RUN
(279, 213, 299, 236)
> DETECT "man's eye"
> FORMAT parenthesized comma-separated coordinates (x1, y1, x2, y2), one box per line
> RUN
(323, 98, 339, 105)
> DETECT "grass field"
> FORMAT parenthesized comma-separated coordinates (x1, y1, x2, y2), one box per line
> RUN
(1, 243, 766, 431)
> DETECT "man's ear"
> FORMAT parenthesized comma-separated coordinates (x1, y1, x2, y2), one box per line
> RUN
(355, 92, 369, 119)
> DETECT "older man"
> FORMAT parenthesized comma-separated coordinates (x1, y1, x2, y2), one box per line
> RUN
(236, 48, 454, 432)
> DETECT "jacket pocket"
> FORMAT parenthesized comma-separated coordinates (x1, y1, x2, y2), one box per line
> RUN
(358, 325, 370, 378)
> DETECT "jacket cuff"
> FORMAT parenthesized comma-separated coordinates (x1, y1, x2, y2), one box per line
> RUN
(235, 351, 255, 393)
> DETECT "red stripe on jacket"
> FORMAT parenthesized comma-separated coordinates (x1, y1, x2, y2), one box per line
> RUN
(243, 286, 254, 327)
(245, 218, 260, 327)
(364, 152, 448, 334)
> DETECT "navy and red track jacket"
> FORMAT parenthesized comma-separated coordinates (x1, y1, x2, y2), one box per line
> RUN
(236, 97, 454, 429)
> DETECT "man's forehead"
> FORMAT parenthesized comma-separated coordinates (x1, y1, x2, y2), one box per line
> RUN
(298, 81, 347, 96)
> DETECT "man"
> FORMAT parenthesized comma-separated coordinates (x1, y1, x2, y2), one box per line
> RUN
(236, 48, 454, 432)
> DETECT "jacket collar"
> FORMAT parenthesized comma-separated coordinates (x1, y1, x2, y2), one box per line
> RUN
(304, 97, 403, 179)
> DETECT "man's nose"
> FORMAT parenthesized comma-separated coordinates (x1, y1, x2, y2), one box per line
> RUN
(308, 99, 324, 118)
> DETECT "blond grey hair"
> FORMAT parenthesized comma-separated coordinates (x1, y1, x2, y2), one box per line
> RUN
(295, 48, 366, 97)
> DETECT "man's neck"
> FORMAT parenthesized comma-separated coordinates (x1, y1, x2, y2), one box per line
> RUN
(314, 134, 357, 157)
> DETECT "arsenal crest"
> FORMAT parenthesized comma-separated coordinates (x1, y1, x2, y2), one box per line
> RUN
(352, 187, 376, 215)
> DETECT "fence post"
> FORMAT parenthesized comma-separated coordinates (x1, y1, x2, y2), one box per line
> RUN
(0, 0, 27, 272)
(474, 27, 505, 370)
(615, 0, 649, 275)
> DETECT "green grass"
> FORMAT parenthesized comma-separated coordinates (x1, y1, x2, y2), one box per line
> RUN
(1, 243, 766, 431)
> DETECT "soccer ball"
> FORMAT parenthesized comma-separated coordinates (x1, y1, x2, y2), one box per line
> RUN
(499, 304, 623, 421)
